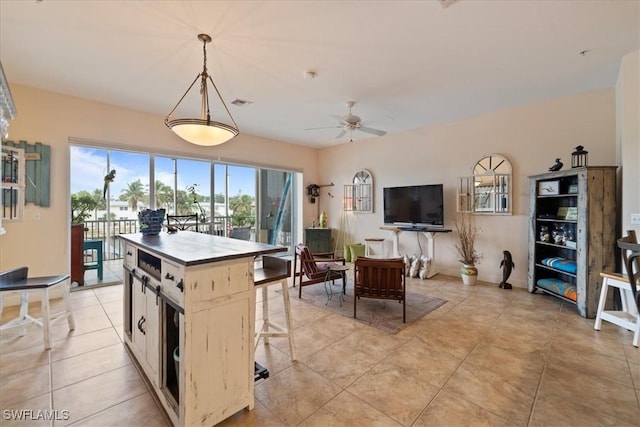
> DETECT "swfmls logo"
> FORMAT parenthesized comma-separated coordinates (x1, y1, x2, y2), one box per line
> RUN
(3, 409, 70, 421)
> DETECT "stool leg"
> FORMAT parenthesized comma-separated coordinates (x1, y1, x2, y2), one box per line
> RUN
(280, 280, 296, 361)
(62, 280, 75, 331)
(633, 315, 639, 348)
(41, 288, 51, 350)
(594, 278, 608, 331)
(261, 286, 269, 345)
(18, 291, 29, 336)
(97, 246, 103, 280)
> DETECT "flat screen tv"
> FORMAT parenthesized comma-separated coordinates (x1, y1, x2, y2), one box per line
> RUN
(383, 184, 444, 227)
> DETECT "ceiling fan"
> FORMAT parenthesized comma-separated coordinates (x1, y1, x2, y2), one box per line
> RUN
(305, 101, 387, 141)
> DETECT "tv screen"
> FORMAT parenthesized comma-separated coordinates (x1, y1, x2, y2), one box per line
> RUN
(383, 184, 444, 227)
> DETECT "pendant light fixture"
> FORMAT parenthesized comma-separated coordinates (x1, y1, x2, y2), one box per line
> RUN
(165, 34, 239, 146)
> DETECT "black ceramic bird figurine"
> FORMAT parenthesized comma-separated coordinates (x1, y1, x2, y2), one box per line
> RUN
(103, 169, 116, 199)
(548, 158, 563, 172)
(499, 250, 514, 290)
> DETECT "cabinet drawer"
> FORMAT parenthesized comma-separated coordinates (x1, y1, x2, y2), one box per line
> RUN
(124, 244, 137, 269)
(162, 260, 184, 306)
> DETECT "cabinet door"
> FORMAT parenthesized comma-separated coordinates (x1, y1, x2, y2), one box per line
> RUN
(144, 287, 160, 377)
(305, 229, 331, 253)
(131, 276, 146, 358)
(131, 275, 159, 378)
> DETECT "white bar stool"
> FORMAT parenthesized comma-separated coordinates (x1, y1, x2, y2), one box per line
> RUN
(0, 267, 75, 350)
(364, 238, 385, 258)
(594, 272, 640, 347)
(253, 256, 296, 361)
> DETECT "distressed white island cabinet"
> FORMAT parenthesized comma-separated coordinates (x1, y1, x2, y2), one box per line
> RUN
(120, 231, 284, 426)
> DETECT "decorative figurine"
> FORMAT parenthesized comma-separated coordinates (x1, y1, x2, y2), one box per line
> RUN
(548, 158, 563, 172)
(499, 250, 514, 289)
(103, 169, 116, 199)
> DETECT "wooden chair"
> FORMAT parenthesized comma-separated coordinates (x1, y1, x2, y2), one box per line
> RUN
(594, 230, 639, 347)
(354, 257, 406, 322)
(167, 214, 198, 232)
(0, 266, 75, 349)
(293, 244, 345, 299)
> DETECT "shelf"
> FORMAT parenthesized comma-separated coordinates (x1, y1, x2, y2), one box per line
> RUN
(535, 263, 577, 278)
(535, 286, 577, 305)
(536, 218, 577, 224)
(536, 194, 578, 199)
(535, 241, 577, 250)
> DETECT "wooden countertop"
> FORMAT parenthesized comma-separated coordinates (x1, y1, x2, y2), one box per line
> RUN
(119, 232, 286, 267)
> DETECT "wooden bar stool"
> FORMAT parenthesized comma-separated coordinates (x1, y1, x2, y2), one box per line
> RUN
(0, 266, 75, 349)
(364, 238, 385, 258)
(253, 256, 296, 361)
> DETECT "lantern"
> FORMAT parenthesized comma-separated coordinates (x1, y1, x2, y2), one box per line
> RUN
(571, 146, 588, 168)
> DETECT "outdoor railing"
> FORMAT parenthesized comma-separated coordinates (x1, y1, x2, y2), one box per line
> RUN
(83, 217, 291, 261)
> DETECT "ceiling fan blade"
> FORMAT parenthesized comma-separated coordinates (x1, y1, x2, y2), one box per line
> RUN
(358, 126, 387, 136)
(329, 114, 348, 125)
(335, 129, 347, 139)
(304, 125, 342, 131)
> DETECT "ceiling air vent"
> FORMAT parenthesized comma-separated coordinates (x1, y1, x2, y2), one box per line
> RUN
(231, 99, 254, 107)
(439, 0, 460, 8)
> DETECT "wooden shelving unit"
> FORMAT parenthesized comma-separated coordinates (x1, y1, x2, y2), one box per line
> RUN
(528, 166, 617, 318)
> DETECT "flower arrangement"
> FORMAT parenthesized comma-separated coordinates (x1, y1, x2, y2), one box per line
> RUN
(454, 212, 482, 266)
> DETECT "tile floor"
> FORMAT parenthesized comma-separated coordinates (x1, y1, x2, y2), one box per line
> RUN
(1, 273, 639, 426)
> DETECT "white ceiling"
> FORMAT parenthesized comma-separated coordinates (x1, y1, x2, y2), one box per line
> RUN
(1, 0, 638, 148)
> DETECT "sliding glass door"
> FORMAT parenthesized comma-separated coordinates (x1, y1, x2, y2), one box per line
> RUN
(71, 144, 298, 265)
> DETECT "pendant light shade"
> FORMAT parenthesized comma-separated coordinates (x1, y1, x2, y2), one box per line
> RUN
(165, 34, 239, 146)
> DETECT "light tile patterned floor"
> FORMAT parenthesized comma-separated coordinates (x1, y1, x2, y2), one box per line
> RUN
(1, 272, 639, 426)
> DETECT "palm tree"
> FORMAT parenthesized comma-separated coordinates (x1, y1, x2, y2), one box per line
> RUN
(229, 194, 255, 227)
(90, 188, 106, 219)
(119, 179, 147, 211)
(154, 180, 174, 210)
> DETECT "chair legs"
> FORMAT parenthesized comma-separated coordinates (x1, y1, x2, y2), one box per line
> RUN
(0, 279, 75, 350)
(255, 279, 296, 361)
(594, 274, 639, 347)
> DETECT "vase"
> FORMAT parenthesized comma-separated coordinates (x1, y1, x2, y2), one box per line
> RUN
(461, 264, 478, 285)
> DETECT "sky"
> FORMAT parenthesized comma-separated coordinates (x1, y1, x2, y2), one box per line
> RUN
(70, 146, 256, 199)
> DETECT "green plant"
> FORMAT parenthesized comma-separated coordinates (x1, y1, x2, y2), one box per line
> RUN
(186, 184, 208, 223)
(454, 212, 482, 265)
(71, 192, 98, 224)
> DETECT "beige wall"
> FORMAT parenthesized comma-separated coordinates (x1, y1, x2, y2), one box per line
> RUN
(0, 84, 318, 277)
(616, 50, 640, 237)
(0, 83, 629, 291)
(317, 89, 617, 288)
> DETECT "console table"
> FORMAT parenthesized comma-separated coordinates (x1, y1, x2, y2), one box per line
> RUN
(119, 231, 284, 426)
(380, 226, 451, 278)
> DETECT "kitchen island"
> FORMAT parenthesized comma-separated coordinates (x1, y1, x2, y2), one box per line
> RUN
(119, 231, 285, 426)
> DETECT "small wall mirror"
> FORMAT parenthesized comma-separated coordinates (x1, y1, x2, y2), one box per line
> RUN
(344, 169, 373, 213)
(457, 154, 512, 214)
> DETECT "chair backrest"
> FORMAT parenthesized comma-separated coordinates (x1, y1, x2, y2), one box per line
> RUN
(167, 214, 198, 231)
(230, 226, 252, 240)
(618, 230, 637, 270)
(295, 243, 319, 277)
(0, 266, 28, 285)
(618, 231, 640, 311)
(354, 257, 405, 298)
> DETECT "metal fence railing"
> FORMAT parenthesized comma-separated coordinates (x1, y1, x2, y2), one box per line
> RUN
(82, 216, 292, 261)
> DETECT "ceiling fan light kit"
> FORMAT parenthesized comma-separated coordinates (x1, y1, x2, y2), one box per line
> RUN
(165, 34, 239, 146)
